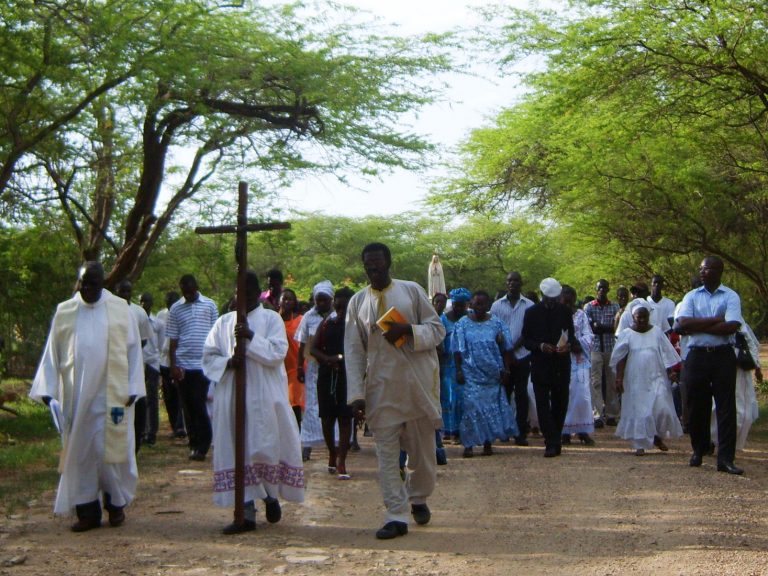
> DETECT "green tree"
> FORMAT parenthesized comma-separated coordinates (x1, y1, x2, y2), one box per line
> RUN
(435, 0, 768, 320)
(1, 1, 452, 287)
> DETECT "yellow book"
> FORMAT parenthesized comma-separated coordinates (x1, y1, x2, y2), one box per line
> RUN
(376, 306, 408, 348)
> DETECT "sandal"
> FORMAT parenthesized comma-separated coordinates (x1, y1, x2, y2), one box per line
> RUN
(653, 436, 669, 452)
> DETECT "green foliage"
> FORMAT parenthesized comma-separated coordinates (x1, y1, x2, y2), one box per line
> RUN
(435, 0, 768, 327)
(0, 382, 60, 512)
(1, 0, 454, 286)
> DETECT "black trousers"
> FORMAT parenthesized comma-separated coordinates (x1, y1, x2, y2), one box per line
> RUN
(178, 369, 212, 454)
(160, 366, 186, 434)
(133, 397, 146, 454)
(685, 347, 737, 465)
(144, 365, 160, 440)
(532, 364, 570, 450)
(505, 356, 531, 437)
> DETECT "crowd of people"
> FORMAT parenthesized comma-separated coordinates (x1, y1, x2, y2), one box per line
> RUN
(29, 250, 762, 539)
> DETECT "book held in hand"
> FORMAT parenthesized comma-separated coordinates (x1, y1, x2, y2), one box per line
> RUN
(376, 306, 408, 348)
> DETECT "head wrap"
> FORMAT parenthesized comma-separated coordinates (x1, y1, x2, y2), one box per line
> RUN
(449, 287, 472, 303)
(539, 277, 562, 298)
(312, 280, 334, 299)
(630, 300, 652, 315)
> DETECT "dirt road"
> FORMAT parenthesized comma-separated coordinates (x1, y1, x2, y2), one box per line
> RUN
(2, 427, 767, 576)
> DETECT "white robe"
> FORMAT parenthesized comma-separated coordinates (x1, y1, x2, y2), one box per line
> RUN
(345, 279, 445, 428)
(616, 298, 665, 335)
(710, 324, 760, 451)
(563, 309, 594, 434)
(294, 307, 327, 447)
(30, 290, 145, 515)
(202, 307, 304, 507)
(610, 326, 682, 449)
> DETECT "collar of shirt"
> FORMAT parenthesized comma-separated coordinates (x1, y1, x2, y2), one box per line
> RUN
(589, 299, 612, 307)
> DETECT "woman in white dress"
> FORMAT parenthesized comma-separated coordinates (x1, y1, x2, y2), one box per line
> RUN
(610, 302, 683, 456)
(560, 286, 596, 446)
(710, 322, 761, 450)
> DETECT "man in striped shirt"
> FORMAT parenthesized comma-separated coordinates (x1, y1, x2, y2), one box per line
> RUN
(167, 274, 218, 461)
(490, 271, 535, 445)
(584, 280, 620, 427)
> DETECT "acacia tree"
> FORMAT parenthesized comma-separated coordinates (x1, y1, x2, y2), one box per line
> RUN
(435, 0, 768, 310)
(0, 0, 451, 287)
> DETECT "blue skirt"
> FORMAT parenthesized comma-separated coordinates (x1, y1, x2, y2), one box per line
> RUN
(460, 381, 519, 446)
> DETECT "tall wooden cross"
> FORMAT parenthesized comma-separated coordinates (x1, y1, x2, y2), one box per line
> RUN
(195, 181, 290, 528)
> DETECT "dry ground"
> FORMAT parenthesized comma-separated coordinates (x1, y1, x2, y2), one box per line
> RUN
(2, 423, 768, 576)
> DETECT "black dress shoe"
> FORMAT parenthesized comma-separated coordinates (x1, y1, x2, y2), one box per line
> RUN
(189, 450, 206, 461)
(375, 521, 408, 540)
(264, 497, 282, 523)
(513, 435, 529, 446)
(605, 417, 618, 427)
(689, 453, 703, 467)
(411, 504, 431, 525)
(107, 507, 125, 527)
(717, 462, 744, 475)
(222, 519, 256, 535)
(71, 517, 102, 532)
(544, 448, 558, 458)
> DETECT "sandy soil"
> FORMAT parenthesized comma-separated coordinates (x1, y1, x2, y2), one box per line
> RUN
(2, 424, 768, 576)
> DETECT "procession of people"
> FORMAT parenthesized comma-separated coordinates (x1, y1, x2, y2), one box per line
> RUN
(29, 250, 762, 540)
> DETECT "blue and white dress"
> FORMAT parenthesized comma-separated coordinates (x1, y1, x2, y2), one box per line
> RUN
(440, 313, 462, 436)
(454, 315, 518, 446)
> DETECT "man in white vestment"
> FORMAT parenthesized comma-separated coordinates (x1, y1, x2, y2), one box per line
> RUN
(345, 242, 446, 540)
(203, 270, 305, 534)
(30, 262, 145, 532)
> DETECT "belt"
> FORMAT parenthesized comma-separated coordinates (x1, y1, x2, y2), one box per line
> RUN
(688, 345, 732, 353)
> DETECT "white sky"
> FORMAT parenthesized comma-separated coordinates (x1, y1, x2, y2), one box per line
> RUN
(279, 0, 536, 217)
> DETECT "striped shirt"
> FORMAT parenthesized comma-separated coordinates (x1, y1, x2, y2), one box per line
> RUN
(166, 294, 218, 370)
(490, 295, 534, 360)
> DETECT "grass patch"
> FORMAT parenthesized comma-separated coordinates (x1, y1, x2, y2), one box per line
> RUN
(750, 392, 768, 444)
(0, 378, 60, 513)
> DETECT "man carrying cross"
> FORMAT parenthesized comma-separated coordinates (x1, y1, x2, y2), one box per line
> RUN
(203, 270, 304, 533)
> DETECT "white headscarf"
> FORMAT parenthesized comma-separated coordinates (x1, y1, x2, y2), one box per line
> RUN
(312, 280, 334, 299)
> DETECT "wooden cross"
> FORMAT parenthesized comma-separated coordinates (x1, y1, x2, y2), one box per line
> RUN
(195, 181, 290, 529)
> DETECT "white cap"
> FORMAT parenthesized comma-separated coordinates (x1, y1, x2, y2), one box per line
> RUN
(539, 277, 562, 298)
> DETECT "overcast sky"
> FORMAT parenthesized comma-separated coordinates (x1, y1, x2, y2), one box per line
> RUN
(278, 0, 534, 217)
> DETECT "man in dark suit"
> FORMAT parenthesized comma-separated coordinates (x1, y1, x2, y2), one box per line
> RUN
(522, 278, 576, 458)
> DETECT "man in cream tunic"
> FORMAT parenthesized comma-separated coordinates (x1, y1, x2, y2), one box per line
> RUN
(30, 262, 145, 532)
(345, 242, 445, 540)
(203, 270, 304, 534)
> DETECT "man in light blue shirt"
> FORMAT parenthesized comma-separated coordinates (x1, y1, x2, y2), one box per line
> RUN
(675, 256, 743, 475)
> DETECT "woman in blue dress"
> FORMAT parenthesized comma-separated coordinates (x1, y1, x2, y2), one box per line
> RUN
(440, 287, 470, 444)
(454, 290, 519, 457)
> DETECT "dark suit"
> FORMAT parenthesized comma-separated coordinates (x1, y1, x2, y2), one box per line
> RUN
(522, 303, 576, 451)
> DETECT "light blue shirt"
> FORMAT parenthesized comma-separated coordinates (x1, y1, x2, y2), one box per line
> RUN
(675, 284, 742, 348)
(490, 295, 534, 360)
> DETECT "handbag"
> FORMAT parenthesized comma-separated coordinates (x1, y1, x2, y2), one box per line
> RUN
(735, 332, 757, 371)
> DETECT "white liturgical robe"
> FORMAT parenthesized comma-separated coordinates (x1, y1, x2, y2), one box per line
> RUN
(30, 290, 145, 515)
(202, 306, 305, 507)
